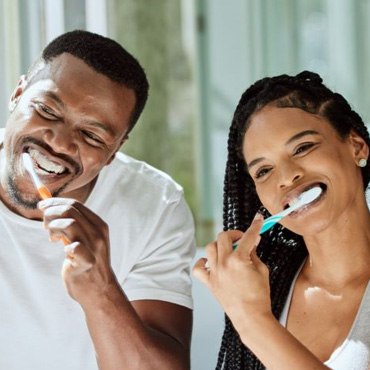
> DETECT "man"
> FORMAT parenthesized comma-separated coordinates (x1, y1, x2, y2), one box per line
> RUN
(0, 30, 195, 370)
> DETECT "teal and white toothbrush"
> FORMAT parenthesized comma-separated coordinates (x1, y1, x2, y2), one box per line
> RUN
(259, 186, 322, 234)
(230, 186, 323, 250)
(204, 186, 323, 268)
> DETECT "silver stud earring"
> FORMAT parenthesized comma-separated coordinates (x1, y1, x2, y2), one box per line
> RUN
(358, 158, 367, 168)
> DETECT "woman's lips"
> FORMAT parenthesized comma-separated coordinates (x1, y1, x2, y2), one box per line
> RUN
(288, 186, 326, 217)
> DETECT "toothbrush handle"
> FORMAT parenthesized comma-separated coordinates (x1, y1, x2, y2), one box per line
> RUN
(232, 214, 282, 249)
(38, 186, 71, 247)
(259, 215, 283, 234)
(39, 186, 52, 200)
(259, 204, 298, 235)
(232, 211, 288, 249)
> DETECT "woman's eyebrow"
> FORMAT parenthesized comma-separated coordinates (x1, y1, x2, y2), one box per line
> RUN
(247, 157, 265, 171)
(285, 129, 320, 145)
(247, 130, 320, 170)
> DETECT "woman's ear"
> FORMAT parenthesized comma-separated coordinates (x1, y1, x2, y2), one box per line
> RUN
(349, 130, 369, 164)
(8, 75, 27, 112)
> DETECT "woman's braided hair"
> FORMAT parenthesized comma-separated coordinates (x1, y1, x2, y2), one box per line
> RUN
(217, 70, 370, 370)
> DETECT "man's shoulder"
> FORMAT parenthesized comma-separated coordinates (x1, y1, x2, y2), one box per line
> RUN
(103, 151, 184, 197)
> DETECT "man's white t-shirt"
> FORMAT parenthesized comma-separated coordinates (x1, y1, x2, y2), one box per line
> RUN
(0, 143, 195, 369)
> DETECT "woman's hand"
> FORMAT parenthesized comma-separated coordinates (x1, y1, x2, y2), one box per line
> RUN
(193, 213, 272, 326)
(194, 215, 333, 370)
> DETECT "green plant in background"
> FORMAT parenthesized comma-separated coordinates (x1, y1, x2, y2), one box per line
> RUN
(107, 0, 208, 246)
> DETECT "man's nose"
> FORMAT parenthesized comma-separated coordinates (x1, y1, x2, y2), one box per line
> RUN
(42, 126, 78, 156)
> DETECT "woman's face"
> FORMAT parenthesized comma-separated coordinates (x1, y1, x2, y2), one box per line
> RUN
(242, 105, 367, 235)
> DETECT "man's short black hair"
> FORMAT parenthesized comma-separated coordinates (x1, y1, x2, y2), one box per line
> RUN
(27, 29, 149, 132)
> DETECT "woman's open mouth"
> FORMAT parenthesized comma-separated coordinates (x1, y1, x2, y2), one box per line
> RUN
(287, 183, 327, 216)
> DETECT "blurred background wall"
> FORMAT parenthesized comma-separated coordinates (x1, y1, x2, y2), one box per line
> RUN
(1, 1, 370, 369)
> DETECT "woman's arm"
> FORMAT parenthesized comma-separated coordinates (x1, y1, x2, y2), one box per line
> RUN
(193, 214, 330, 370)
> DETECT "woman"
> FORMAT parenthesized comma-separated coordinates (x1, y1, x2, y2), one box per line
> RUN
(193, 71, 370, 369)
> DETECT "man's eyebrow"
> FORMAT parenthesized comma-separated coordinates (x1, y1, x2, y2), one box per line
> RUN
(42, 90, 65, 108)
(247, 129, 320, 170)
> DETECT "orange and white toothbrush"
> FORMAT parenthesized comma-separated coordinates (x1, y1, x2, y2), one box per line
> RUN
(22, 152, 53, 200)
(22, 152, 71, 247)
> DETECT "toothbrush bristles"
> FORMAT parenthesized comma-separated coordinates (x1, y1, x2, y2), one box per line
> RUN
(22, 153, 43, 190)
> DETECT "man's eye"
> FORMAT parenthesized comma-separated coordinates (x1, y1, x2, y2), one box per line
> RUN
(294, 142, 315, 155)
(82, 131, 105, 146)
(35, 103, 58, 119)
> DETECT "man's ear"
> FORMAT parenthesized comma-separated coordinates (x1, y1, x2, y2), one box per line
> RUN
(349, 130, 369, 163)
(105, 136, 129, 166)
(106, 153, 116, 166)
(8, 75, 27, 112)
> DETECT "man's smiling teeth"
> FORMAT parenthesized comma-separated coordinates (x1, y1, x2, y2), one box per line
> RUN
(28, 149, 66, 174)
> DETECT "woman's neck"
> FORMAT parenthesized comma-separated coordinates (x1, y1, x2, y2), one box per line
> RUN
(302, 205, 370, 287)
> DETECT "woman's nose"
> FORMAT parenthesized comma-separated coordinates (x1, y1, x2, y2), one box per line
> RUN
(277, 161, 304, 189)
(42, 126, 78, 156)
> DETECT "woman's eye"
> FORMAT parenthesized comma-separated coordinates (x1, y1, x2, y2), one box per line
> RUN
(294, 142, 315, 155)
(255, 167, 271, 179)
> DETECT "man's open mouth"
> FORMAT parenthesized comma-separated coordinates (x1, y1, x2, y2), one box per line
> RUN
(26, 148, 69, 176)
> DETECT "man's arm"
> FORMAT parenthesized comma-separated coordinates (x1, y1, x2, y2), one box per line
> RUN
(84, 286, 192, 370)
(39, 197, 193, 370)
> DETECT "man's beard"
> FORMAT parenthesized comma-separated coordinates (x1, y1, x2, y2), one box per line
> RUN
(4, 136, 81, 209)
(6, 170, 69, 209)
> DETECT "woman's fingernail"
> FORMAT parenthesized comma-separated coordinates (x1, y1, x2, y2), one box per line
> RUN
(254, 212, 264, 221)
(204, 260, 210, 271)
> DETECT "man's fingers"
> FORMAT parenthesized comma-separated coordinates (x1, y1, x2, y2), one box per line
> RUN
(64, 241, 79, 254)
(63, 241, 95, 271)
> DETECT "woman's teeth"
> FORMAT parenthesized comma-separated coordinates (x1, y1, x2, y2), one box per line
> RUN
(28, 149, 66, 175)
